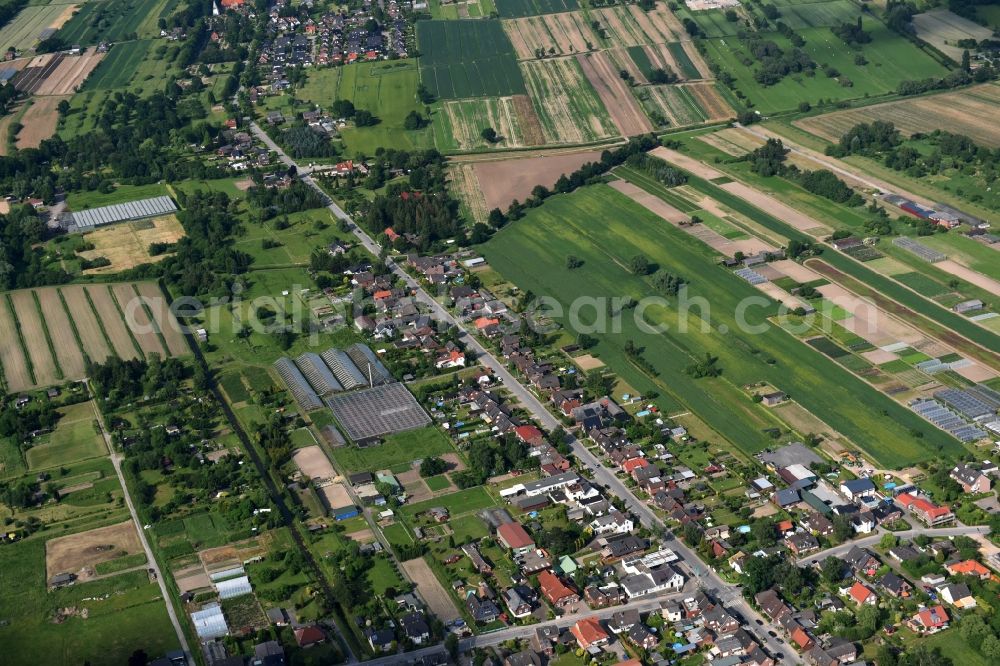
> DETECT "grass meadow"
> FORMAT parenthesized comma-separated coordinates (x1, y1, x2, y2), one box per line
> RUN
(329, 426, 455, 472)
(482, 183, 967, 466)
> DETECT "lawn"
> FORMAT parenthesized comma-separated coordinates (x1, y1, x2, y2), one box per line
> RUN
(482, 183, 966, 466)
(25, 401, 105, 470)
(367, 555, 406, 595)
(416, 20, 526, 99)
(425, 475, 452, 492)
(699, 19, 948, 113)
(0, 538, 178, 666)
(329, 426, 455, 472)
(401, 486, 496, 520)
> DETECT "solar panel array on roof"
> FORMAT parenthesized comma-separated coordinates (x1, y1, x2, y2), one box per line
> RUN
(345, 343, 393, 385)
(735, 268, 767, 285)
(192, 603, 229, 639)
(321, 348, 367, 389)
(295, 352, 342, 395)
(911, 399, 986, 442)
(71, 196, 177, 229)
(216, 575, 253, 600)
(273, 357, 322, 411)
(326, 383, 431, 442)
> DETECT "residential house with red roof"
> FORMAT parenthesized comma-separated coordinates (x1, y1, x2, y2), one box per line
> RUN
(571, 617, 609, 650)
(538, 570, 578, 607)
(908, 605, 949, 634)
(846, 581, 877, 606)
(945, 559, 992, 580)
(497, 522, 535, 556)
(896, 493, 954, 526)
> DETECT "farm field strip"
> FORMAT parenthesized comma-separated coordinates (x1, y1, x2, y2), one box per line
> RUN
(502, 11, 597, 60)
(912, 8, 993, 61)
(482, 183, 966, 466)
(85, 285, 142, 360)
(440, 97, 527, 151)
(448, 163, 489, 224)
(793, 83, 1000, 147)
(34, 52, 104, 95)
(520, 57, 618, 144)
(576, 52, 652, 136)
(0, 294, 34, 391)
(111, 283, 166, 358)
(591, 5, 683, 47)
(472, 148, 604, 211)
(9, 290, 60, 387)
(636, 83, 731, 128)
(0, 4, 68, 53)
(133, 282, 188, 356)
(15, 95, 68, 148)
(36, 288, 87, 380)
(56, 0, 165, 45)
(59, 285, 113, 363)
(417, 20, 525, 99)
(609, 46, 647, 83)
(494, 0, 579, 19)
(656, 151, 1000, 365)
(82, 40, 151, 90)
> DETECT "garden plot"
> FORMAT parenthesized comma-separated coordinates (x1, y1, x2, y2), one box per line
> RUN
(912, 8, 993, 61)
(503, 11, 598, 59)
(35, 287, 86, 380)
(576, 51, 652, 136)
(58, 285, 112, 363)
(520, 57, 618, 143)
(0, 297, 33, 391)
(133, 282, 188, 356)
(794, 83, 1000, 147)
(9, 289, 59, 387)
(111, 283, 165, 358)
(86, 285, 141, 360)
(46, 521, 142, 580)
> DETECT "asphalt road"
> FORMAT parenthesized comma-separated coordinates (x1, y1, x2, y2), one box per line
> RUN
(87, 384, 192, 661)
(796, 525, 991, 565)
(251, 122, 798, 663)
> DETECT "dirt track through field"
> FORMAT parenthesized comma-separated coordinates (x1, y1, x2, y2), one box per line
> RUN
(87, 285, 141, 360)
(10, 290, 59, 386)
(15, 96, 68, 148)
(134, 282, 188, 356)
(474, 149, 604, 210)
(60, 285, 113, 363)
(576, 52, 652, 137)
(0, 296, 33, 391)
(112, 283, 165, 358)
(36, 288, 86, 380)
(400, 557, 461, 623)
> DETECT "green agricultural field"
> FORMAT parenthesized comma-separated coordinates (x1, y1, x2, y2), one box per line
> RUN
(431, 97, 527, 152)
(494, 0, 577, 18)
(0, 4, 67, 52)
(768, 0, 865, 30)
(700, 20, 948, 113)
(82, 39, 152, 90)
(57, 0, 170, 44)
(301, 60, 435, 155)
(424, 474, 452, 492)
(0, 539, 178, 666)
(25, 401, 105, 470)
(667, 42, 700, 79)
(66, 183, 171, 209)
(482, 183, 967, 467)
(428, 0, 497, 18)
(330, 426, 455, 472)
(417, 20, 526, 99)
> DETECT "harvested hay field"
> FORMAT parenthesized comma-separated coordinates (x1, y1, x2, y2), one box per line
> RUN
(111, 283, 165, 358)
(133, 282, 188, 356)
(46, 521, 142, 580)
(401, 557, 462, 623)
(912, 9, 992, 61)
(86, 285, 141, 360)
(794, 84, 1000, 147)
(474, 149, 604, 210)
(503, 11, 599, 60)
(59, 285, 113, 363)
(36, 287, 86, 380)
(520, 57, 619, 143)
(577, 52, 652, 136)
(608, 180, 688, 223)
(9, 289, 59, 387)
(449, 163, 490, 224)
(78, 215, 185, 274)
(34, 52, 104, 95)
(718, 181, 831, 236)
(442, 97, 527, 150)
(15, 96, 68, 148)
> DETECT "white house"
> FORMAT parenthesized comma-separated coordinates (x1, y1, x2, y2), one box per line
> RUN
(589, 510, 633, 536)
